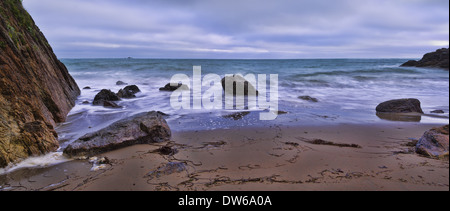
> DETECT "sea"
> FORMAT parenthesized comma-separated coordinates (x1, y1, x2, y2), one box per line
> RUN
(1, 58, 449, 174)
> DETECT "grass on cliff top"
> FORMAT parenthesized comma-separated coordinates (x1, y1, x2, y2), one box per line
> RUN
(1, 0, 41, 49)
(2, 0, 34, 29)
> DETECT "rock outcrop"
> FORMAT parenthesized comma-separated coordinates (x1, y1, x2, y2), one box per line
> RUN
(0, 0, 80, 167)
(376, 99, 424, 113)
(63, 111, 171, 157)
(416, 125, 449, 160)
(401, 48, 449, 69)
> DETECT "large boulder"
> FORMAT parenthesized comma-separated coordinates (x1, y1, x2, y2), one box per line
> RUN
(376, 98, 424, 113)
(63, 111, 171, 157)
(117, 85, 141, 98)
(401, 48, 449, 69)
(0, 1, 80, 167)
(416, 125, 449, 160)
(221, 75, 259, 96)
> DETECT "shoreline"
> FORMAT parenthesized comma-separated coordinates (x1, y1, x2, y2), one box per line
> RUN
(1, 122, 448, 191)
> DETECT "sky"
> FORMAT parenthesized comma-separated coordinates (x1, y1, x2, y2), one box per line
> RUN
(23, 0, 449, 59)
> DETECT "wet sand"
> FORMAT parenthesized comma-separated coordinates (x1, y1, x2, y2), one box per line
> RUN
(1, 123, 448, 191)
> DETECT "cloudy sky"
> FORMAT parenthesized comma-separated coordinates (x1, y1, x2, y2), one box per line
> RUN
(23, 0, 449, 59)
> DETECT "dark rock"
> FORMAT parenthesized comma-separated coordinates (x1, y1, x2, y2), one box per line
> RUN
(103, 101, 122, 109)
(157, 111, 169, 116)
(116, 81, 128, 86)
(0, 1, 80, 167)
(159, 83, 189, 92)
(221, 75, 259, 96)
(82, 101, 90, 105)
(63, 111, 171, 157)
(83, 86, 91, 90)
(93, 89, 120, 106)
(117, 85, 141, 98)
(431, 110, 445, 114)
(223, 112, 251, 120)
(401, 48, 449, 69)
(416, 125, 449, 160)
(299, 96, 319, 102)
(401, 60, 419, 67)
(376, 98, 424, 113)
(154, 146, 178, 156)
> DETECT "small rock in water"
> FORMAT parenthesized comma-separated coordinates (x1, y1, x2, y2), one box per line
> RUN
(223, 112, 250, 120)
(221, 75, 259, 96)
(159, 83, 189, 92)
(117, 85, 141, 98)
(431, 110, 445, 114)
(298, 96, 319, 103)
(116, 81, 128, 85)
(93, 89, 120, 106)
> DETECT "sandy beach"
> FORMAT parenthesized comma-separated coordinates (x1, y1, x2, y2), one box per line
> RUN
(1, 123, 448, 191)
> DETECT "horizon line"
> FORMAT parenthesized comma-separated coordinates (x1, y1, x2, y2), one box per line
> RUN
(59, 57, 420, 60)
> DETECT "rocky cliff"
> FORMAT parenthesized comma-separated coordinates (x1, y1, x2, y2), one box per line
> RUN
(0, 0, 80, 168)
(401, 48, 449, 69)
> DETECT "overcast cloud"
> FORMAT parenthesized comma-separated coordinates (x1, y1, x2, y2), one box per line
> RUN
(23, 0, 449, 59)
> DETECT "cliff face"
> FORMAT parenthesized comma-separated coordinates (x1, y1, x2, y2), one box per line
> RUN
(0, 0, 80, 167)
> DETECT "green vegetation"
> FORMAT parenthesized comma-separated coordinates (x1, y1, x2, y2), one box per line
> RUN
(1, 0, 39, 49)
(5, 0, 34, 29)
(0, 41, 6, 49)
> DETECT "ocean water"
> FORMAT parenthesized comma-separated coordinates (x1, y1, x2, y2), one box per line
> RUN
(1, 58, 449, 174)
(58, 59, 449, 142)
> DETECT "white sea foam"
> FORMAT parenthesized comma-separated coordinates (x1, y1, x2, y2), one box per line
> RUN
(0, 152, 70, 175)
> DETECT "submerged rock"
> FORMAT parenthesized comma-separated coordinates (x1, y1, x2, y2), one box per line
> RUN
(376, 98, 424, 113)
(221, 75, 259, 96)
(93, 89, 120, 106)
(117, 85, 141, 98)
(223, 112, 251, 120)
(103, 101, 122, 109)
(159, 83, 189, 92)
(416, 125, 449, 160)
(0, 1, 80, 167)
(431, 110, 445, 114)
(116, 81, 128, 86)
(298, 96, 319, 103)
(63, 111, 171, 157)
(401, 48, 449, 69)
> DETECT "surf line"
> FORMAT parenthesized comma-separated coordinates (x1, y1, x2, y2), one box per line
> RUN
(169, 66, 279, 120)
